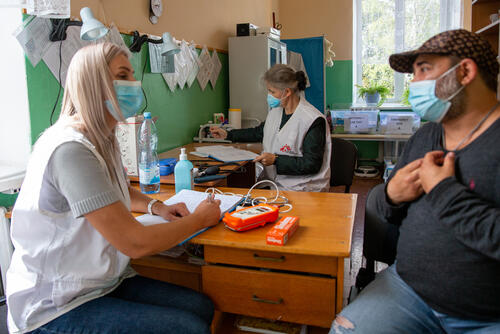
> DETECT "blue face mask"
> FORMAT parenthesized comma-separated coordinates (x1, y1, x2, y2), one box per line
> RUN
(267, 90, 286, 109)
(105, 80, 144, 121)
(408, 63, 464, 122)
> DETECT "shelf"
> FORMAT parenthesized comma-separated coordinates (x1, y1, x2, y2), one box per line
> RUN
(331, 133, 411, 141)
(476, 19, 500, 35)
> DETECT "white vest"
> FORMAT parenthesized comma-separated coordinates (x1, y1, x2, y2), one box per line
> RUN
(6, 124, 135, 334)
(262, 98, 331, 192)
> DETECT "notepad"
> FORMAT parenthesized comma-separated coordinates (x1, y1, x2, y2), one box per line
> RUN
(136, 189, 243, 244)
(195, 145, 259, 162)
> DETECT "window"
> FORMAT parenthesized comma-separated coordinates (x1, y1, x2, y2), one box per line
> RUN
(353, 0, 463, 105)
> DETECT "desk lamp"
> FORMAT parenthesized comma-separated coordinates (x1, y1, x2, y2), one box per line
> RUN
(49, 7, 108, 42)
(161, 32, 180, 56)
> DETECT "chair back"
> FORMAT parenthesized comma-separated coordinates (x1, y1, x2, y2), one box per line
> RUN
(330, 138, 358, 193)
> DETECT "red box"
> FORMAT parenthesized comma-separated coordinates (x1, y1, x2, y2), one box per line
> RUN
(266, 216, 299, 246)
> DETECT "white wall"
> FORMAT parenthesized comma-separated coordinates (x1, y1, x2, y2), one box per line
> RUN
(0, 8, 31, 167)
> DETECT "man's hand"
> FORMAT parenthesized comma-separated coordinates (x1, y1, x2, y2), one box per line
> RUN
(157, 202, 190, 221)
(419, 151, 455, 193)
(386, 158, 424, 205)
(253, 152, 277, 166)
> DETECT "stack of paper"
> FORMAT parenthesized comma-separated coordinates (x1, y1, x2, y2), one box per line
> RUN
(195, 145, 258, 162)
(136, 189, 243, 245)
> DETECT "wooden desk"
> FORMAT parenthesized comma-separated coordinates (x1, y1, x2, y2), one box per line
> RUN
(129, 142, 261, 188)
(131, 185, 356, 328)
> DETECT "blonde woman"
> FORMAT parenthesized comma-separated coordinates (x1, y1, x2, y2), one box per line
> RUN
(211, 64, 331, 192)
(6, 43, 220, 334)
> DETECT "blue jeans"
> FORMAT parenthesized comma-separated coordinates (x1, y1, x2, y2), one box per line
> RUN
(330, 265, 500, 334)
(29, 276, 214, 334)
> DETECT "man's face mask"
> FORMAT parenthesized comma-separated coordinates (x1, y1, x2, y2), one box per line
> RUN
(408, 63, 464, 122)
(106, 80, 144, 121)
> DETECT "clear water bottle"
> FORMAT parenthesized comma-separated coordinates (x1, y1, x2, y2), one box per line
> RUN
(138, 112, 160, 194)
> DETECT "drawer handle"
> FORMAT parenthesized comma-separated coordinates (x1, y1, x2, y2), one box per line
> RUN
(253, 254, 285, 262)
(252, 295, 283, 305)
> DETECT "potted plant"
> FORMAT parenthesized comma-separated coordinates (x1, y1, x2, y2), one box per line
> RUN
(355, 83, 391, 107)
(401, 87, 411, 107)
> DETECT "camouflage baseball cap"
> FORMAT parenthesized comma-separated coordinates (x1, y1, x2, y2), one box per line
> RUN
(389, 29, 499, 77)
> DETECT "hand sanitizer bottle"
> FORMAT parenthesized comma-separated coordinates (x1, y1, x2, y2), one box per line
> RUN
(174, 148, 193, 193)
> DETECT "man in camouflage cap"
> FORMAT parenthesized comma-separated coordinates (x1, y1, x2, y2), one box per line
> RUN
(331, 29, 500, 334)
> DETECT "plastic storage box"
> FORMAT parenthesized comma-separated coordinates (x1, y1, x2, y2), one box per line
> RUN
(331, 108, 379, 134)
(379, 112, 420, 135)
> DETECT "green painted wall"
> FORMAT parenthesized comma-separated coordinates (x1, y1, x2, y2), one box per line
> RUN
(26, 34, 229, 153)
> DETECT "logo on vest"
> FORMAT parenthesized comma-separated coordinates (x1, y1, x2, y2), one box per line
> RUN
(280, 144, 291, 152)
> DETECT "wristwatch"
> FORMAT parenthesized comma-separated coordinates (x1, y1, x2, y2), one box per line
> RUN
(147, 199, 159, 215)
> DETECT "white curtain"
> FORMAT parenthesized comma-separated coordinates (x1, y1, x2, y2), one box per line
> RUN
(440, 0, 463, 31)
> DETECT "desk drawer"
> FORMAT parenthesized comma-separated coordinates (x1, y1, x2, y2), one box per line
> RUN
(202, 265, 336, 327)
(204, 245, 337, 276)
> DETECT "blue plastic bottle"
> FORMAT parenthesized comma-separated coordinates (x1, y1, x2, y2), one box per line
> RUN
(138, 112, 160, 194)
(174, 148, 193, 193)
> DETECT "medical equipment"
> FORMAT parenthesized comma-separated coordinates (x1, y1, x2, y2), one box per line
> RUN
(223, 204, 279, 232)
(193, 123, 233, 143)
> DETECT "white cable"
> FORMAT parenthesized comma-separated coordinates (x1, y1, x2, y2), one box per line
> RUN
(204, 179, 293, 213)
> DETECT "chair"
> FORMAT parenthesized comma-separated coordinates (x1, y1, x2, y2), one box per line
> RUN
(330, 138, 358, 193)
(353, 183, 400, 294)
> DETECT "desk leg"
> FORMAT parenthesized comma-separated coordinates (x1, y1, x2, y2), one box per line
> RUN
(336, 257, 345, 314)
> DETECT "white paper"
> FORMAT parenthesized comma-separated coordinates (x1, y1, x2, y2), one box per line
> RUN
(195, 145, 258, 162)
(186, 41, 199, 88)
(346, 115, 368, 132)
(26, 0, 70, 18)
(42, 25, 91, 87)
(14, 16, 52, 67)
(148, 36, 169, 73)
(135, 189, 243, 245)
(196, 46, 213, 91)
(175, 50, 188, 89)
(162, 72, 177, 92)
(209, 50, 222, 88)
(387, 115, 413, 134)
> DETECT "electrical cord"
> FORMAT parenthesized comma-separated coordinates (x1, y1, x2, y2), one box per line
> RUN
(139, 52, 148, 114)
(205, 180, 293, 213)
(49, 40, 63, 125)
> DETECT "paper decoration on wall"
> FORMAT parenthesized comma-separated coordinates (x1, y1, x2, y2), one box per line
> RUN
(26, 0, 70, 18)
(162, 71, 177, 92)
(149, 36, 169, 73)
(210, 50, 221, 88)
(14, 16, 52, 67)
(186, 41, 199, 88)
(175, 46, 189, 89)
(196, 46, 213, 91)
(42, 25, 90, 87)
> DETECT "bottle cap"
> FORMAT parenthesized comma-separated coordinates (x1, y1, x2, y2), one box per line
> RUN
(144, 112, 152, 119)
(179, 148, 187, 160)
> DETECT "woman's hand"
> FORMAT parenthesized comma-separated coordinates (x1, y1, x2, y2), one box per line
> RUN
(253, 152, 277, 166)
(210, 126, 227, 139)
(193, 195, 221, 228)
(156, 202, 190, 221)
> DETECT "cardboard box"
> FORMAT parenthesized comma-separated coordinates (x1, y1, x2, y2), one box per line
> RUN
(266, 216, 299, 246)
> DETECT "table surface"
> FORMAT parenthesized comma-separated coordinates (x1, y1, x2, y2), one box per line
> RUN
(129, 142, 262, 187)
(144, 185, 357, 258)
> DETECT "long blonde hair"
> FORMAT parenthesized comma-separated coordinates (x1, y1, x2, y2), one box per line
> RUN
(58, 43, 128, 183)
